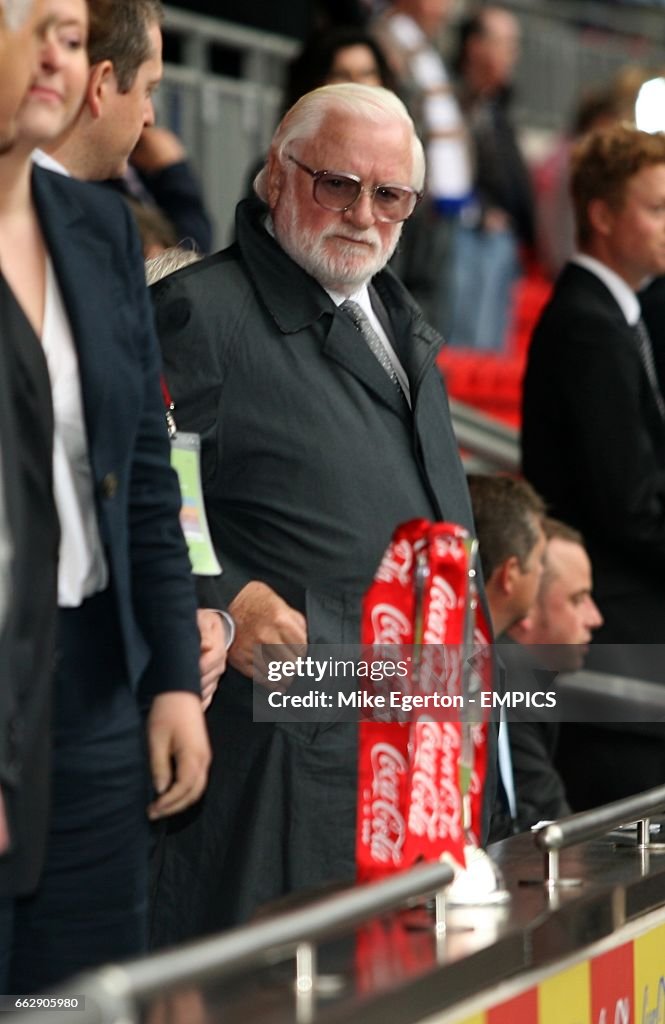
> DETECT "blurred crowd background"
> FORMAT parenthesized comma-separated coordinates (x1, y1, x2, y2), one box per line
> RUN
(143, 0, 665, 428)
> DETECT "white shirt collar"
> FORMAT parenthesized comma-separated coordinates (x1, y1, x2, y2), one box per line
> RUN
(32, 149, 70, 177)
(326, 283, 373, 316)
(570, 252, 641, 326)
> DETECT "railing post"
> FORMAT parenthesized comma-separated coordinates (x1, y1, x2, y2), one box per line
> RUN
(545, 848, 559, 887)
(637, 818, 651, 850)
(295, 941, 316, 1024)
(434, 888, 447, 936)
(295, 941, 316, 994)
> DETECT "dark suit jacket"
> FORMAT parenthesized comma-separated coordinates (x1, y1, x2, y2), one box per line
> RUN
(639, 274, 665, 396)
(0, 276, 57, 897)
(522, 262, 665, 650)
(488, 638, 569, 836)
(522, 262, 665, 804)
(501, 641, 569, 826)
(104, 159, 213, 255)
(149, 197, 495, 938)
(0, 167, 201, 897)
(32, 167, 201, 699)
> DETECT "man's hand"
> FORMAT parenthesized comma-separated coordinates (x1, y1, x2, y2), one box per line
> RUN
(131, 126, 187, 174)
(0, 787, 9, 855)
(146, 692, 211, 820)
(197, 609, 228, 711)
(228, 581, 307, 678)
(146, 989, 207, 1024)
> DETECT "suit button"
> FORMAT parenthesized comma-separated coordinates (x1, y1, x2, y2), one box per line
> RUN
(100, 473, 118, 499)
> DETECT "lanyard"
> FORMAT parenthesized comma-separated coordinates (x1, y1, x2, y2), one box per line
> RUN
(160, 375, 177, 439)
(161, 377, 221, 576)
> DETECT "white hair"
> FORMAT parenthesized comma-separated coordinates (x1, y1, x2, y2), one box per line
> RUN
(2, 0, 34, 30)
(254, 83, 425, 201)
(145, 246, 202, 286)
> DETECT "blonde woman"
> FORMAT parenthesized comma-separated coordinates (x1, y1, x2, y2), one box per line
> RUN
(0, 0, 209, 991)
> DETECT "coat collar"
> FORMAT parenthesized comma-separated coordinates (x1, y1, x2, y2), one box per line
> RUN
(235, 197, 444, 411)
(568, 254, 640, 326)
(235, 197, 334, 333)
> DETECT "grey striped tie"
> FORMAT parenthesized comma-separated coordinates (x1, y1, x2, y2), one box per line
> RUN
(340, 299, 405, 399)
(635, 317, 665, 420)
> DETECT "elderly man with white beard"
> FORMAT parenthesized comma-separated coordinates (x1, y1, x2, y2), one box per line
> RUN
(149, 84, 486, 944)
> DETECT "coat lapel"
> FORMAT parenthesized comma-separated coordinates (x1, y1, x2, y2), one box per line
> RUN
(31, 168, 115, 455)
(372, 275, 443, 392)
(323, 306, 409, 418)
(237, 198, 429, 420)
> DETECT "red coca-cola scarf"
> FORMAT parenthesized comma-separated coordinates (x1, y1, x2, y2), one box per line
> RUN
(356, 519, 493, 880)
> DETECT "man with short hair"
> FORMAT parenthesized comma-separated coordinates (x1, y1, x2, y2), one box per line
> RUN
(507, 519, 603, 826)
(40, 0, 163, 180)
(467, 474, 546, 637)
(150, 83, 485, 943)
(38, 0, 212, 251)
(509, 519, 603, 672)
(523, 125, 665, 671)
(35, 0, 226, 697)
(522, 123, 665, 801)
(467, 474, 545, 839)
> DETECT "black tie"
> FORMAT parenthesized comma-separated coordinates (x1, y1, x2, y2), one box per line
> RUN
(635, 317, 665, 420)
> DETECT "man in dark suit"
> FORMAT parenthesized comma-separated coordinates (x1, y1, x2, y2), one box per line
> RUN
(639, 273, 665, 397)
(507, 519, 603, 824)
(467, 474, 546, 840)
(522, 124, 665, 803)
(35, 0, 229, 696)
(149, 83, 490, 944)
(38, 0, 214, 257)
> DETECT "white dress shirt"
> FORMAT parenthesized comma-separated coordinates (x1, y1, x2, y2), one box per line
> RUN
(0, 447, 10, 638)
(41, 257, 108, 606)
(32, 148, 69, 177)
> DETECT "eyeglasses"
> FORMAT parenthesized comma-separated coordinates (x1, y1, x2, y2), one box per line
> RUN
(287, 155, 422, 223)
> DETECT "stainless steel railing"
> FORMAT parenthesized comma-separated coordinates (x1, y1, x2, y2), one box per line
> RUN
(534, 784, 665, 887)
(449, 398, 520, 474)
(20, 861, 453, 1024)
(159, 7, 297, 247)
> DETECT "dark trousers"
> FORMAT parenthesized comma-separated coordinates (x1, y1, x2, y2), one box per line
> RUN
(0, 590, 149, 993)
(150, 682, 357, 946)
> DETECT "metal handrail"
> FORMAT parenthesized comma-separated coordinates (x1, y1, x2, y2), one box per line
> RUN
(449, 398, 520, 473)
(534, 784, 665, 886)
(506, 0, 665, 40)
(164, 7, 298, 57)
(558, 668, 665, 721)
(38, 861, 453, 1024)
